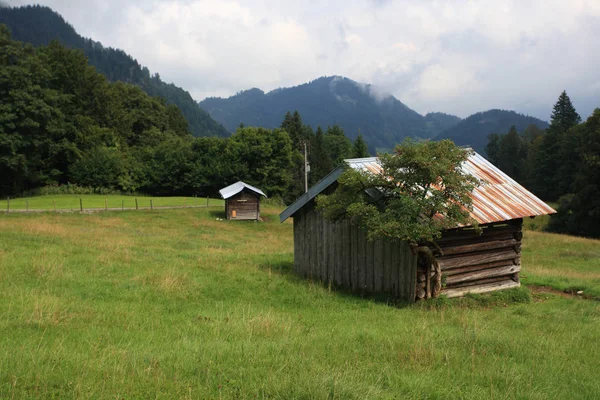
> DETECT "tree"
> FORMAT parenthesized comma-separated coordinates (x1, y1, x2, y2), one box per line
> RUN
(496, 126, 526, 182)
(547, 109, 600, 238)
(549, 91, 581, 132)
(485, 133, 501, 165)
(226, 126, 294, 198)
(352, 133, 370, 158)
(309, 126, 333, 184)
(280, 110, 305, 149)
(324, 125, 352, 166)
(531, 91, 581, 200)
(69, 146, 126, 190)
(280, 110, 314, 202)
(316, 139, 479, 244)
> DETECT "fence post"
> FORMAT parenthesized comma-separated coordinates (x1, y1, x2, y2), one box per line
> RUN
(122, 200, 124, 211)
(26, 199, 29, 213)
(105, 197, 108, 211)
(6, 197, 9, 214)
(53, 200, 57, 213)
(150, 199, 153, 211)
(135, 198, 138, 210)
(80, 198, 83, 212)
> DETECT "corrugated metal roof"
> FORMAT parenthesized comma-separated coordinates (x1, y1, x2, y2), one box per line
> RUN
(219, 181, 267, 200)
(280, 151, 556, 225)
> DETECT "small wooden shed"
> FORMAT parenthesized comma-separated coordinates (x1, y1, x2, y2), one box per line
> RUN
(279, 152, 556, 301)
(219, 181, 267, 221)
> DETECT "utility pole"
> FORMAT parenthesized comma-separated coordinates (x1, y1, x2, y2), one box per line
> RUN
(304, 142, 309, 193)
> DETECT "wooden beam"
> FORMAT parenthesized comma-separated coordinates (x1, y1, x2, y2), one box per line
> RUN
(438, 248, 518, 270)
(445, 264, 521, 285)
(446, 274, 511, 289)
(444, 260, 521, 276)
(439, 238, 518, 256)
(442, 280, 520, 298)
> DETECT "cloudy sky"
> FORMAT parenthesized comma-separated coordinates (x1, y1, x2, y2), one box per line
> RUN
(6, 0, 600, 120)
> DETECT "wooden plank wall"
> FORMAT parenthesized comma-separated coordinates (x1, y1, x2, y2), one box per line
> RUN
(435, 219, 523, 298)
(227, 191, 260, 220)
(293, 205, 417, 301)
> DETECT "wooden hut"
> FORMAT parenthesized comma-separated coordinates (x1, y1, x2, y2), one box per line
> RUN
(219, 181, 267, 221)
(279, 152, 556, 301)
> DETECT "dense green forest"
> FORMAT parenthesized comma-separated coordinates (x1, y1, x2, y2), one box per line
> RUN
(485, 92, 600, 238)
(0, 28, 363, 203)
(200, 76, 461, 152)
(0, 5, 227, 137)
(435, 109, 549, 154)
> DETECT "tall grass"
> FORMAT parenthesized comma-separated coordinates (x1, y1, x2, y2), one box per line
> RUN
(0, 205, 599, 398)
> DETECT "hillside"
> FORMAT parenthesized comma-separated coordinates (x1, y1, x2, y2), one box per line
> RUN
(0, 5, 227, 137)
(435, 109, 549, 154)
(200, 76, 461, 151)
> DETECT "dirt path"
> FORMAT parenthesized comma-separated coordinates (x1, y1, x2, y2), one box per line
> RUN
(528, 285, 596, 301)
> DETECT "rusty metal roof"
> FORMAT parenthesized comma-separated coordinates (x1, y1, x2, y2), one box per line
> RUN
(345, 152, 556, 225)
(280, 151, 556, 224)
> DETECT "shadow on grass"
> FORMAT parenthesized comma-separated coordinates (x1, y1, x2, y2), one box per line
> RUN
(258, 260, 413, 308)
(259, 260, 533, 310)
(208, 210, 226, 219)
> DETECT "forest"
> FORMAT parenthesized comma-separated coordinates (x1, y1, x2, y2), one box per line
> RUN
(0, 27, 365, 204)
(0, 4, 227, 137)
(485, 93, 600, 238)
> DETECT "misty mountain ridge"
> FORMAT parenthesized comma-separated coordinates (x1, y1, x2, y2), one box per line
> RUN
(434, 109, 550, 154)
(201, 76, 459, 151)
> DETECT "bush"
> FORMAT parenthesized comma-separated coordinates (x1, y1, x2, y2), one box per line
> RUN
(69, 147, 127, 190)
(33, 184, 121, 196)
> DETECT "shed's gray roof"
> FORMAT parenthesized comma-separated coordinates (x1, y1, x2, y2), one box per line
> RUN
(280, 152, 556, 224)
(279, 166, 345, 222)
(219, 181, 267, 199)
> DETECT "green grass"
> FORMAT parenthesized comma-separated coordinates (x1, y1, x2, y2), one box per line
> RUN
(0, 194, 223, 211)
(522, 202, 557, 232)
(521, 230, 600, 298)
(0, 204, 599, 398)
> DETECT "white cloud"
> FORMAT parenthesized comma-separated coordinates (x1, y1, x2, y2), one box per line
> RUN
(5, 0, 600, 119)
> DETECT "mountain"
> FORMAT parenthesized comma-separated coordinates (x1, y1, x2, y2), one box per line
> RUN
(200, 76, 461, 151)
(0, 5, 227, 137)
(424, 112, 463, 134)
(434, 110, 549, 154)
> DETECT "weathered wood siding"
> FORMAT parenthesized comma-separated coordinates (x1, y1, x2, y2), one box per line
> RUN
(226, 191, 260, 220)
(434, 219, 523, 298)
(293, 203, 417, 301)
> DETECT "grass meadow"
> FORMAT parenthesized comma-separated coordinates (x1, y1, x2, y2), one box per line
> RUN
(0, 204, 599, 398)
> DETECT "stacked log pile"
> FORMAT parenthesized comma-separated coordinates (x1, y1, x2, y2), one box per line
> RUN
(424, 219, 523, 299)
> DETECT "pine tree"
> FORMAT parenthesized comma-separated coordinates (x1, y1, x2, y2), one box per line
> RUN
(549, 91, 581, 133)
(280, 110, 305, 149)
(310, 126, 333, 183)
(352, 134, 370, 158)
(531, 91, 581, 200)
(548, 109, 600, 238)
(485, 133, 501, 165)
